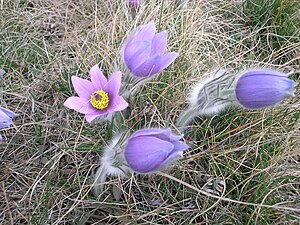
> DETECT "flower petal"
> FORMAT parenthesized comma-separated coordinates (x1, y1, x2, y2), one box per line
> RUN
(158, 151, 183, 169)
(131, 128, 171, 139)
(71, 76, 95, 99)
(85, 110, 108, 123)
(132, 52, 178, 77)
(130, 21, 156, 43)
(157, 52, 178, 71)
(171, 141, 189, 153)
(125, 136, 173, 173)
(236, 70, 295, 109)
(0, 108, 11, 129)
(0, 106, 18, 118)
(131, 55, 162, 77)
(156, 141, 188, 170)
(106, 71, 122, 100)
(90, 64, 108, 90)
(107, 96, 128, 113)
(124, 41, 151, 71)
(0, 120, 11, 129)
(239, 69, 286, 77)
(150, 31, 167, 56)
(64, 97, 97, 114)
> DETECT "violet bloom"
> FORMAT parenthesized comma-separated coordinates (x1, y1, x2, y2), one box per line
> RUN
(64, 65, 128, 123)
(124, 128, 188, 173)
(123, 21, 178, 77)
(128, 0, 139, 8)
(0, 106, 18, 142)
(235, 69, 295, 109)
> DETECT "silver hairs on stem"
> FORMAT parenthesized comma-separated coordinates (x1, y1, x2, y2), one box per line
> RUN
(92, 132, 131, 197)
(176, 69, 236, 130)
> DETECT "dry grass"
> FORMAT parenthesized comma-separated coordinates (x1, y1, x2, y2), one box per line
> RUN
(0, 0, 299, 224)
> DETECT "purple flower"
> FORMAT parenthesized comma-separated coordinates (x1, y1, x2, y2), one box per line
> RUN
(123, 21, 178, 77)
(124, 128, 188, 173)
(128, 0, 139, 8)
(0, 106, 18, 142)
(64, 65, 128, 123)
(235, 69, 295, 109)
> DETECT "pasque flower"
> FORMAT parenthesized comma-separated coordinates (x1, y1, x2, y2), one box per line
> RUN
(64, 65, 128, 123)
(0, 106, 18, 142)
(176, 68, 296, 131)
(123, 21, 178, 77)
(235, 69, 295, 109)
(124, 128, 188, 173)
(128, 0, 140, 8)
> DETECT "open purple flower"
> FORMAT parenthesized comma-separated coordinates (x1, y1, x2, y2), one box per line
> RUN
(235, 69, 295, 109)
(124, 128, 188, 173)
(0, 106, 18, 142)
(123, 21, 178, 77)
(64, 65, 128, 123)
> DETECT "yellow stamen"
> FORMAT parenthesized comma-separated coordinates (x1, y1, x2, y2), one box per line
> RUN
(90, 90, 109, 110)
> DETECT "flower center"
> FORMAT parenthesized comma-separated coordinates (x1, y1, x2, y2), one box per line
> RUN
(90, 90, 109, 110)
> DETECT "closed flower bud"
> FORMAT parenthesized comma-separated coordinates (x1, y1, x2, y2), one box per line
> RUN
(124, 128, 188, 173)
(122, 21, 178, 78)
(0, 106, 18, 142)
(128, 0, 139, 8)
(235, 69, 295, 109)
(176, 68, 296, 131)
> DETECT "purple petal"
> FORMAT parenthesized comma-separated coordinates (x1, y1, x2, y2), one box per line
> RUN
(0, 121, 11, 129)
(64, 97, 97, 114)
(131, 128, 172, 139)
(0, 109, 11, 129)
(129, 21, 156, 43)
(106, 71, 122, 100)
(131, 55, 162, 77)
(171, 141, 189, 153)
(132, 52, 178, 77)
(0, 118, 12, 129)
(131, 128, 184, 145)
(0, 107, 18, 118)
(157, 52, 178, 71)
(85, 110, 109, 123)
(107, 96, 128, 113)
(235, 69, 295, 109)
(125, 136, 173, 173)
(124, 41, 151, 71)
(0, 122, 11, 129)
(159, 151, 183, 169)
(240, 69, 286, 77)
(0, 133, 2, 142)
(122, 21, 156, 66)
(128, 0, 139, 8)
(157, 141, 188, 170)
(150, 31, 167, 56)
(71, 76, 95, 99)
(90, 65, 108, 90)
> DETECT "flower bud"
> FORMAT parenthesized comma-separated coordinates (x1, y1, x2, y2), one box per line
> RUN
(0, 106, 18, 142)
(124, 128, 188, 173)
(122, 21, 178, 78)
(128, 0, 139, 8)
(235, 69, 295, 109)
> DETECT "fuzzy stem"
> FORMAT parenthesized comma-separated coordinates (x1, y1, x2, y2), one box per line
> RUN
(92, 165, 106, 197)
(175, 106, 199, 132)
